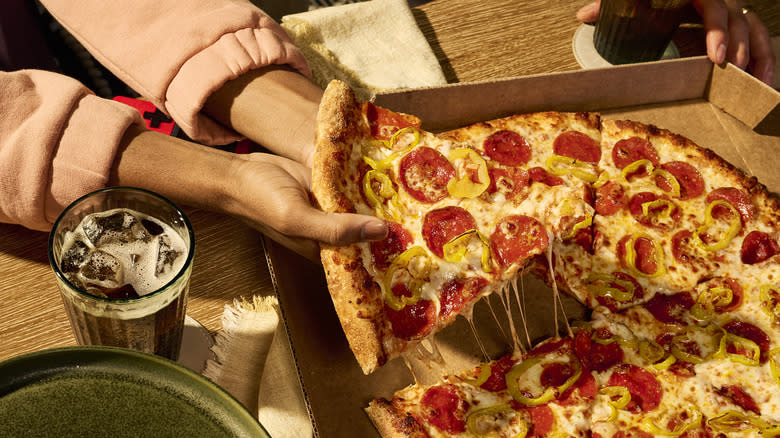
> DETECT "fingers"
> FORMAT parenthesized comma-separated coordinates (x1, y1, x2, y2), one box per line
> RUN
(694, 0, 729, 64)
(744, 10, 776, 85)
(576, 0, 601, 23)
(724, 4, 751, 69)
(293, 209, 388, 247)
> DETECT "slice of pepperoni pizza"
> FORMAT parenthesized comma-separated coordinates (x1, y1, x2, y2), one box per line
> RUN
(312, 81, 598, 374)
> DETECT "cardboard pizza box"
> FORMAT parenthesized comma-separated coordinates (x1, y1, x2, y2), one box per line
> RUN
(266, 57, 780, 438)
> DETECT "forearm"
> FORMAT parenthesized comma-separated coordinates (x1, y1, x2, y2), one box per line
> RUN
(109, 124, 239, 214)
(203, 66, 323, 167)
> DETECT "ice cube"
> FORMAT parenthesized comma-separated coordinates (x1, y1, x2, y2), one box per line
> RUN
(60, 239, 90, 273)
(155, 234, 182, 277)
(82, 211, 150, 246)
(141, 218, 164, 236)
(78, 249, 123, 289)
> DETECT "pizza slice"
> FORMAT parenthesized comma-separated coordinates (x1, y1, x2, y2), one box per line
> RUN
(312, 80, 600, 374)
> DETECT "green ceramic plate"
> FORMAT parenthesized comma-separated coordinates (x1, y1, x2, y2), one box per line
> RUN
(0, 347, 269, 438)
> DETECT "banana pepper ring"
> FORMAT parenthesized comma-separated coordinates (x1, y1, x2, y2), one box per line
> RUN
(641, 405, 702, 436)
(693, 200, 742, 252)
(363, 170, 402, 220)
(599, 386, 631, 421)
(464, 362, 492, 387)
(585, 273, 636, 302)
(505, 355, 582, 406)
(466, 404, 528, 438)
(546, 155, 598, 182)
(708, 410, 770, 432)
(760, 284, 780, 323)
(621, 159, 654, 181)
(362, 126, 422, 171)
(447, 148, 490, 198)
(641, 199, 676, 221)
(670, 325, 720, 364)
(382, 246, 430, 311)
(442, 228, 493, 273)
(690, 286, 734, 323)
(564, 215, 592, 240)
(624, 233, 666, 278)
(714, 332, 761, 366)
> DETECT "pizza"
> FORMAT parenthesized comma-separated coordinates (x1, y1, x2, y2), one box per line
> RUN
(310, 80, 780, 435)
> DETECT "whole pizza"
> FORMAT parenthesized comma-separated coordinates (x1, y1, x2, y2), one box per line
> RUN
(311, 80, 780, 437)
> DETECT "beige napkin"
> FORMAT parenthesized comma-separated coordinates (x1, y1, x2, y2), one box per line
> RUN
(281, 0, 447, 100)
(203, 296, 312, 438)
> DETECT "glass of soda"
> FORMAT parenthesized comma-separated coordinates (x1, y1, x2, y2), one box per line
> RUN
(48, 187, 195, 361)
(593, 0, 692, 65)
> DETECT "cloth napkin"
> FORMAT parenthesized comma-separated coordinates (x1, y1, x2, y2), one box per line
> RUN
(281, 0, 447, 100)
(203, 295, 312, 438)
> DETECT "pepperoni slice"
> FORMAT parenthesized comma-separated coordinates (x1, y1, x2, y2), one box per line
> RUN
(483, 130, 532, 166)
(420, 384, 468, 433)
(528, 167, 565, 186)
(490, 215, 549, 267)
(656, 161, 705, 200)
(617, 235, 659, 275)
(628, 192, 681, 229)
(723, 320, 770, 362)
(385, 295, 436, 340)
(741, 231, 779, 265)
(611, 137, 660, 169)
(573, 330, 624, 372)
(553, 131, 601, 163)
(399, 147, 455, 203)
(364, 102, 421, 141)
(594, 272, 644, 312)
(479, 354, 517, 392)
(606, 363, 663, 413)
(671, 230, 695, 263)
(557, 369, 597, 406)
(595, 181, 627, 216)
(422, 206, 477, 258)
(716, 385, 760, 415)
(440, 277, 488, 319)
(523, 404, 555, 438)
(642, 291, 694, 324)
(487, 167, 529, 197)
(707, 187, 754, 225)
(370, 222, 412, 270)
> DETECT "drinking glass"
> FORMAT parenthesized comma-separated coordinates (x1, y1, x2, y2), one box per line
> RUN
(48, 187, 195, 361)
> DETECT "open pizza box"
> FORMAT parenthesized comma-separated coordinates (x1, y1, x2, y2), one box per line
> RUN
(265, 57, 780, 437)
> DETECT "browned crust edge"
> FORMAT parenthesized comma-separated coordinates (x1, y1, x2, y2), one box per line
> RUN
(312, 80, 389, 374)
(365, 399, 428, 438)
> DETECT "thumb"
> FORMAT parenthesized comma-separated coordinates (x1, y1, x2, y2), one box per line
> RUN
(576, 1, 601, 23)
(296, 209, 388, 247)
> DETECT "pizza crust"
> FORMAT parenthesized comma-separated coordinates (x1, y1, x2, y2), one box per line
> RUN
(365, 399, 428, 438)
(312, 81, 392, 374)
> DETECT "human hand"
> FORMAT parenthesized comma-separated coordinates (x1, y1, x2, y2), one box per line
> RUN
(228, 152, 388, 262)
(576, 0, 775, 85)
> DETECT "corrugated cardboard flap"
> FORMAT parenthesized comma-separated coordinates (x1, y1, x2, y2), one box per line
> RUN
(708, 62, 780, 136)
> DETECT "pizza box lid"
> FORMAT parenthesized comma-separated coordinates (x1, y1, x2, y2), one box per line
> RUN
(268, 58, 780, 437)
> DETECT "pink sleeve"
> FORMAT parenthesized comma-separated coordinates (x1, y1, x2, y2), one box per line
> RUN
(39, 0, 311, 145)
(0, 70, 143, 230)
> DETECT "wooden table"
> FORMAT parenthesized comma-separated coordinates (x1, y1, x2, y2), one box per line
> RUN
(1, 0, 778, 364)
